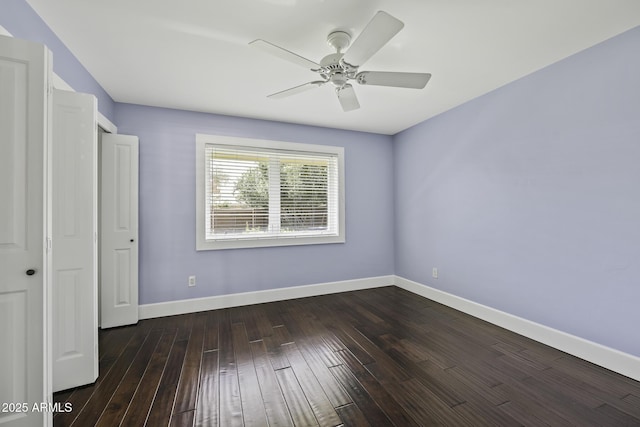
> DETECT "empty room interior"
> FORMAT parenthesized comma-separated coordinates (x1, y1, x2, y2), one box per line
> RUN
(1, 0, 640, 426)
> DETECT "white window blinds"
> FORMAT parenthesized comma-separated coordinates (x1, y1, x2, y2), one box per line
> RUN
(202, 142, 342, 245)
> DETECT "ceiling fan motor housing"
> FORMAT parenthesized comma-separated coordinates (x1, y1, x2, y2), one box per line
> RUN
(319, 52, 344, 69)
(319, 52, 353, 88)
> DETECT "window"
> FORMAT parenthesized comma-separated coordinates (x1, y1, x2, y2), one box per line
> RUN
(196, 134, 345, 250)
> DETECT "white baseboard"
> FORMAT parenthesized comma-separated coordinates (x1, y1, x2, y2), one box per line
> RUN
(139, 275, 394, 320)
(394, 276, 640, 382)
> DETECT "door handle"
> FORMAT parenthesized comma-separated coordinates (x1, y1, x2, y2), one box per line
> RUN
(26, 269, 37, 276)
(130, 239, 135, 242)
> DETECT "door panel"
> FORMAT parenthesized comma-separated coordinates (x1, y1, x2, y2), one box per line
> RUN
(115, 249, 132, 305)
(0, 35, 50, 427)
(101, 134, 139, 328)
(0, 57, 28, 252)
(51, 89, 98, 392)
(0, 292, 27, 404)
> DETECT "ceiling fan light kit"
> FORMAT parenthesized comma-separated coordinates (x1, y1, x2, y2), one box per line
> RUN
(250, 10, 431, 112)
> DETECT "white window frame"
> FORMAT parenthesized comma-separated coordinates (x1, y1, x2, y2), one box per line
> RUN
(196, 134, 345, 250)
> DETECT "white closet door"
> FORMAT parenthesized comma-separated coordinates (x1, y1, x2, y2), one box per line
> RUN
(51, 89, 98, 392)
(0, 35, 51, 426)
(101, 134, 139, 328)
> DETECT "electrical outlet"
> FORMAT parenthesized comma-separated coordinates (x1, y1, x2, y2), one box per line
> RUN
(432, 268, 438, 279)
(188, 275, 196, 287)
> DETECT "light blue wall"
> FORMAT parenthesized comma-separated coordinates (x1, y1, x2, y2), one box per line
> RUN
(115, 104, 395, 305)
(394, 27, 640, 357)
(1, 0, 116, 122)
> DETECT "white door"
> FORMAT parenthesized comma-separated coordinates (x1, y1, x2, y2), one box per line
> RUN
(0, 36, 51, 426)
(101, 134, 139, 328)
(51, 89, 98, 392)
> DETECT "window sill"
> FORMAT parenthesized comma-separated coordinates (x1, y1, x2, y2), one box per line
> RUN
(196, 234, 345, 251)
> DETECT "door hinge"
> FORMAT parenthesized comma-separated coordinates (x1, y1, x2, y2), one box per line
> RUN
(46, 237, 52, 252)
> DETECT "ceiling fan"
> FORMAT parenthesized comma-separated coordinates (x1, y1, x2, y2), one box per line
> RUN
(249, 11, 431, 112)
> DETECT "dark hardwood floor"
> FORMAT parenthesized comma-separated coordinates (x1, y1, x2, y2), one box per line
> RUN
(53, 286, 640, 426)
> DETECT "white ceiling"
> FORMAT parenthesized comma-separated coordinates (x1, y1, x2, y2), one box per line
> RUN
(26, 0, 640, 135)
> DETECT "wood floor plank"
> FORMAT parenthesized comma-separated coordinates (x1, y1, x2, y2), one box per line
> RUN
(298, 343, 352, 408)
(120, 330, 177, 426)
(176, 313, 196, 342)
(231, 322, 269, 425)
(276, 367, 319, 427)
(54, 287, 640, 427)
(595, 403, 640, 426)
(281, 342, 342, 426)
(250, 340, 294, 427)
(366, 329, 468, 407)
(532, 365, 611, 408)
(493, 382, 577, 426)
(96, 331, 118, 361)
(452, 399, 522, 427)
(320, 321, 375, 367)
(228, 306, 244, 325)
(376, 334, 427, 363)
(623, 392, 640, 405)
(146, 339, 189, 427)
(621, 393, 640, 417)
(343, 327, 410, 384)
(552, 355, 640, 398)
(203, 310, 220, 352)
(53, 356, 117, 427)
(495, 400, 560, 426)
(174, 312, 207, 414)
(68, 330, 151, 426)
(279, 310, 352, 408)
(264, 325, 293, 370)
(170, 409, 195, 427)
(95, 329, 164, 427)
(486, 353, 539, 381)
(284, 305, 344, 369)
(385, 378, 466, 426)
(263, 301, 286, 327)
(335, 349, 419, 427)
(334, 403, 370, 427)
(218, 309, 243, 427)
(195, 350, 219, 427)
(411, 359, 468, 407)
(347, 290, 428, 332)
(328, 364, 394, 426)
(444, 365, 509, 406)
(242, 304, 274, 342)
(518, 374, 629, 426)
(97, 324, 140, 362)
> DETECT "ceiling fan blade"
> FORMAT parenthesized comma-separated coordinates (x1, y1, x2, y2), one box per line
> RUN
(267, 81, 326, 99)
(356, 71, 431, 89)
(341, 11, 404, 67)
(249, 39, 320, 69)
(336, 84, 360, 112)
